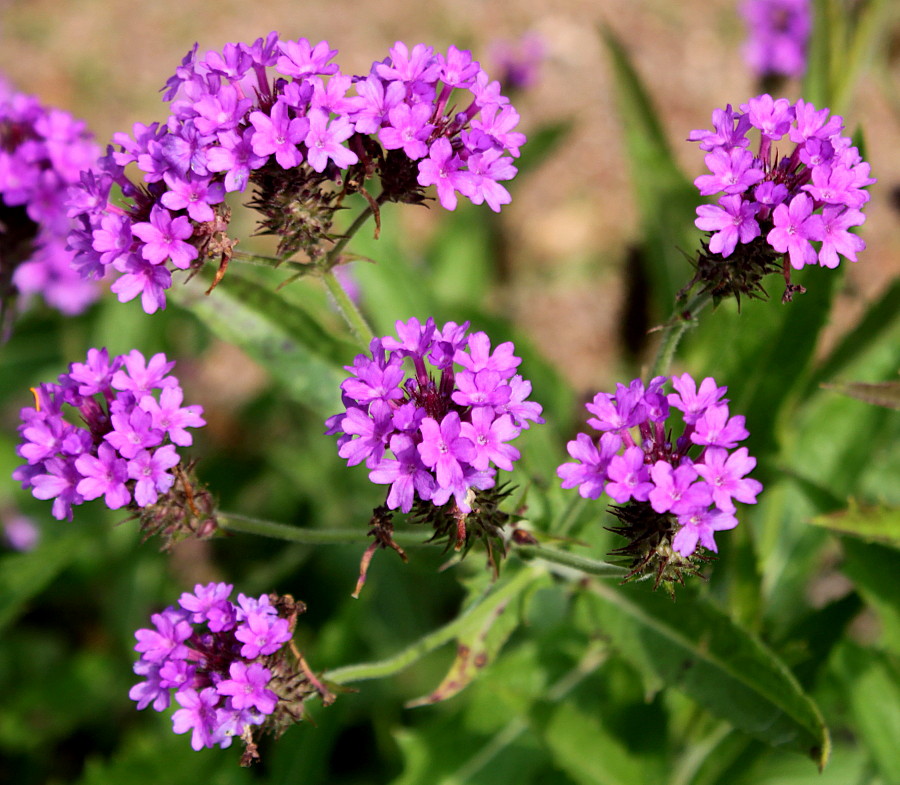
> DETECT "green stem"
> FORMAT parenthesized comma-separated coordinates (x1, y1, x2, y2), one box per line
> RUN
(646, 290, 713, 380)
(319, 203, 378, 345)
(325, 204, 375, 267)
(325, 566, 539, 685)
(513, 543, 627, 579)
(216, 512, 428, 547)
(218, 512, 626, 579)
(321, 269, 374, 346)
(230, 249, 308, 274)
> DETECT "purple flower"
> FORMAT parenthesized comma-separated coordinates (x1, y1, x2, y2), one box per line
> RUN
(767, 193, 818, 269)
(13, 348, 204, 521)
(249, 101, 309, 170)
(0, 82, 102, 326)
(418, 412, 475, 491)
(693, 447, 762, 514)
(740, 0, 811, 79)
(131, 206, 197, 270)
(557, 374, 760, 561)
(128, 444, 180, 506)
(75, 443, 131, 509)
(690, 94, 873, 287)
(330, 318, 541, 517)
(368, 435, 437, 513)
(216, 662, 277, 714)
(139, 386, 206, 446)
(695, 195, 761, 257)
(303, 110, 358, 172)
(417, 138, 475, 210)
(131, 583, 322, 758)
(172, 688, 224, 751)
(378, 102, 434, 160)
(134, 608, 192, 663)
(805, 205, 865, 269)
(234, 609, 292, 659)
(695, 147, 764, 195)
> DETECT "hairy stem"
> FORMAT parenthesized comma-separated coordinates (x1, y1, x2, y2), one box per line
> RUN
(513, 543, 627, 579)
(646, 290, 714, 380)
(216, 512, 427, 548)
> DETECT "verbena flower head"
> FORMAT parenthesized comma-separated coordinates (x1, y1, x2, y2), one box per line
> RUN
(740, 0, 811, 80)
(488, 33, 545, 93)
(687, 95, 874, 303)
(131, 584, 331, 766)
(558, 374, 762, 590)
(68, 34, 524, 314)
(12, 348, 211, 541)
(0, 78, 101, 333)
(328, 317, 542, 567)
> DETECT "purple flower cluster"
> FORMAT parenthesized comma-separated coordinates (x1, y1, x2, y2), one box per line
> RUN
(327, 317, 543, 515)
(67, 34, 523, 313)
(690, 95, 874, 270)
(0, 78, 100, 318)
(13, 348, 204, 521)
(740, 0, 811, 79)
(558, 374, 762, 557)
(130, 583, 292, 751)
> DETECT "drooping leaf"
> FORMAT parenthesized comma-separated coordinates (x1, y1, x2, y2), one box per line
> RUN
(582, 581, 830, 768)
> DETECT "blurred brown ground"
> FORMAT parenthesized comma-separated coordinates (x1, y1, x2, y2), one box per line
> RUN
(1, 0, 898, 393)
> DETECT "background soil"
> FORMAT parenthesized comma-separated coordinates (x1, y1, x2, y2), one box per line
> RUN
(1, 0, 898, 392)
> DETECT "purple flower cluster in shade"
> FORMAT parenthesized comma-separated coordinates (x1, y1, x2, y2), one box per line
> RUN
(0, 78, 101, 316)
(12, 348, 204, 521)
(67, 34, 524, 314)
(689, 95, 874, 270)
(740, 0, 811, 79)
(557, 374, 762, 557)
(327, 317, 543, 514)
(130, 583, 291, 751)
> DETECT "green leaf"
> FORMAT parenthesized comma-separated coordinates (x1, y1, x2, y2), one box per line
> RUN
(532, 701, 646, 785)
(803, 278, 900, 397)
(582, 582, 830, 768)
(831, 642, 900, 784)
(405, 568, 549, 707)
(0, 530, 86, 633)
(169, 272, 353, 416)
(811, 501, 900, 548)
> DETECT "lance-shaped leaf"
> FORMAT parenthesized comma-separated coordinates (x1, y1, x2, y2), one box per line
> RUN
(169, 271, 354, 417)
(583, 581, 830, 769)
(811, 501, 900, 549)
(821, 379, 900, 411)
(405, 568, 549, 707)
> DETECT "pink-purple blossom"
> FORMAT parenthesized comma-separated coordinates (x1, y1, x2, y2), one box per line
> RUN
(329, 318, 542, 515)
(558, 374, 761, 557)
(689, 95, 873, 274)
(13, 348, 204, 521)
